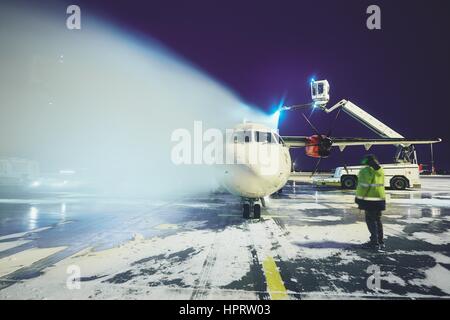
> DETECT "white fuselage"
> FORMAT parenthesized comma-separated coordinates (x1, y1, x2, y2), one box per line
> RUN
(217, 122, 291, 199)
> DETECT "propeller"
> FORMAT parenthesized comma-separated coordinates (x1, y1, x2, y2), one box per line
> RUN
(301, 113, 321, 136)
(301, 110, 342, 177)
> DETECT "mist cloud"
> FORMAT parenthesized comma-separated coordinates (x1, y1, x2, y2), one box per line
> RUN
(0, 2, 274, 197)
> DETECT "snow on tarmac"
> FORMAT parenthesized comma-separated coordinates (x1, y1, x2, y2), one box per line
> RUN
(408, 264, 450, 295)
(0, 227, 51, 241)
(0, 217, 367, 299)
(0, 213, 449, 299)
(289, 222, 368, 244)
(0, 240, 31, 252)
(412, 231, 450, 245)
(0, 177, 449, 299)
(0, 226, 256, 299)
(0, 247, 66, 277)
(0, 217, 392, 299)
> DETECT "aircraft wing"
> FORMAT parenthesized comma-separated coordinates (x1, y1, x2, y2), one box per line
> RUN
(282, 136, 442, 150)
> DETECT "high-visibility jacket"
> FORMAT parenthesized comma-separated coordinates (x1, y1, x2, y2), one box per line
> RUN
(355, 166, 386, 211)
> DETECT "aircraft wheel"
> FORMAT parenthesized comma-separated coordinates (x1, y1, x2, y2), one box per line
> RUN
(243, 203, 250, 219)
(253, 204, 261, 219)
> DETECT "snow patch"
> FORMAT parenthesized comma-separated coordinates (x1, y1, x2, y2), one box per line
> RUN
(0, 240, 31, 252)
(412, 231, 450, 245)
(0, 246, 66, 277)
(409, 264, 450, 295)
(0, 227, 51, 241)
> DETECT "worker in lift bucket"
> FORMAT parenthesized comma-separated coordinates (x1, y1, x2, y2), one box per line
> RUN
(355, 154, 386, 250)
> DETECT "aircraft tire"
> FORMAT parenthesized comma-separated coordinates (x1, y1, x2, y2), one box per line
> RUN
(243, 204, 251, 219)
(253, 204, 261, 219)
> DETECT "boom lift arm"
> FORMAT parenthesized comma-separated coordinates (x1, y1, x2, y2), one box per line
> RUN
(282, 80, 435, 163)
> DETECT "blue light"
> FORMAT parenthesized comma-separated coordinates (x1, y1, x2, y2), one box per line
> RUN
(276, 97, 285, 111)
(271, 109, 281, 126)
(268, 97, 285, 128)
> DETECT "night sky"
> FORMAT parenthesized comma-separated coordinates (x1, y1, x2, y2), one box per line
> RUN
(64, 0, 450, 171)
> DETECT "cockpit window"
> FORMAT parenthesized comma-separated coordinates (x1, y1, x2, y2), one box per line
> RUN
(256, 131, 272, 143)
(234, 130, 283, 144)
(233, 131, 252, 143)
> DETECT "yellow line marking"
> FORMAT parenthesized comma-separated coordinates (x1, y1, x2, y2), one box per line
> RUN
(262, 256, 288, 300)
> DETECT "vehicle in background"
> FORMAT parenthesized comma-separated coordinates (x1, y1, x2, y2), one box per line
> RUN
(312, 163, 421, 190)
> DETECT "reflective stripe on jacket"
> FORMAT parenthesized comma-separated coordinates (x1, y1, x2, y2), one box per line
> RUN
(356, 166, 386, 201)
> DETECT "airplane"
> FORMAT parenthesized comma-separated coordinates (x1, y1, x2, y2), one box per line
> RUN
(218, 122, 441, 219)
(217, 80, 442, 219)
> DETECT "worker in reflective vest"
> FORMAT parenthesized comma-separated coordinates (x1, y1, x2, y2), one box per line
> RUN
(355, 154, 386, 250)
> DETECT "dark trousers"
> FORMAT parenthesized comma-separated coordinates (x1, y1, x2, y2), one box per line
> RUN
(365, 210, 384, 244)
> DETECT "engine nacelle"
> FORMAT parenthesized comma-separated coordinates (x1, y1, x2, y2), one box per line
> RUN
(305, 135, 332, 158)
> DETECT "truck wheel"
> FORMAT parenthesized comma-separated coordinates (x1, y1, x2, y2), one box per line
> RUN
(391, 177, 408, 190)
(341, 176, 357, 189)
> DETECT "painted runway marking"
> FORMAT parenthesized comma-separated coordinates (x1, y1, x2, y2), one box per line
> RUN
(262, 256, 288, 300)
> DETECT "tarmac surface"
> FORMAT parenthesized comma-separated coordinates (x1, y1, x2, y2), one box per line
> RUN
(0, 176, 449, 299)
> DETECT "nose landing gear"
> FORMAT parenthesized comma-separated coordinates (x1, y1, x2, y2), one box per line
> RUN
(242, 199, 262, 219)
